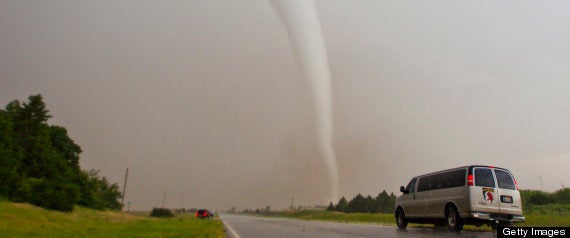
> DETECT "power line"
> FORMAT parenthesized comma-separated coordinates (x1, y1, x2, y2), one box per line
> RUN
(538, 175, 543, 191)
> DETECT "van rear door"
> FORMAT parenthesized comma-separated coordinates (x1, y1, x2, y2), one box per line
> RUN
(493, 169, 523, 215)
(470, 167, 499, 213)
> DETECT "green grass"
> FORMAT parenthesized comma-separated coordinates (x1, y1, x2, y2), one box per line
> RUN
(0, 200, 225, 238)
(516, 204, 570, 227)
(262, 205, 570, 230)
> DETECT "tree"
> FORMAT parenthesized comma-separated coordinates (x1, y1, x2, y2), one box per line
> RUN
(326, 202, 335, 211)
(0, 110, 20, 198)
(18, 178, 78, 212)
(348, 194, 367, 213)
(553, 188, 570, 204)
(387, 193, 397, 213)
(365, 195, 374, 213)
(49, 125, 82, 175)
(3, 95, 79, 211)
(7, 95, 54, 179)
(76, 169, 123, 210)
(336, 196, 348, 212)
(529, 191, 552, 205)
(0, 94, 122, 211)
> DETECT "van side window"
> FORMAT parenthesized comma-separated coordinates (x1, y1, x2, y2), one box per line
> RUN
(495, 169, 516, 190)
(474, 168, 495, 187)
(418, 175, 432, 192)
(416, 169, 466, 192)
(446, 169, 467, 188)
(406, 178, 417, 193)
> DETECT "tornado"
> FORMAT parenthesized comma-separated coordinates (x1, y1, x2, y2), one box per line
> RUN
(269, 0, 339, 201)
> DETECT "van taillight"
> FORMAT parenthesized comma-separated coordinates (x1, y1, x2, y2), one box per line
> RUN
(514, 179, 519, 190)
(467, 174, 474, 186)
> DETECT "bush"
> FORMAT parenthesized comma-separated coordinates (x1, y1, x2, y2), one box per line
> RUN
(553, 188, 570, 204)
(150, 207, 174, 217)
(15, 178, 78, 212)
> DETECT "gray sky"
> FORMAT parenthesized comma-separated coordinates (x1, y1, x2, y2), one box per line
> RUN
(1, 0, 569, 211)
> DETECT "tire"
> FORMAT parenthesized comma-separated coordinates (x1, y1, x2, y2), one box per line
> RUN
(445, 206, 464, 232)
(395, 208, 408, 229)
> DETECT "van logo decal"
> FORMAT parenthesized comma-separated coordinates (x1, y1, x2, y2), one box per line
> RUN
(482, 187, 494, 203)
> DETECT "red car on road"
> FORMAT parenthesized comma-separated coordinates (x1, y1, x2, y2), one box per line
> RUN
(196, 209, 210, 218)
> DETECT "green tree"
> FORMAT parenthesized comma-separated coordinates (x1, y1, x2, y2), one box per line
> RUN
(0, 110, 21, 198)
(348, 194, 367, 213)
(76, 169, 123, 210)
(1, 94, 123, 211)
(336, 196, 348, 212)
(387, 193, 397, 213)
(364, 195, 374, 213)
(6, 95, 54, 179)
(49, 125, 82, 174)
(375, 190, 389, 213)
(553, 188, 570, 204)
(326, 202, 335, 211)
(520, 190, 553, 205)
(13, 95, 79, 211)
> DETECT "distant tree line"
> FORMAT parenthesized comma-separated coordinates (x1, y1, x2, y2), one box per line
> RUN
(327, 190, 396, 214)
(520, 188, 570, 206)
(240, 206, 273, 215)
(0, 94, 122, 212)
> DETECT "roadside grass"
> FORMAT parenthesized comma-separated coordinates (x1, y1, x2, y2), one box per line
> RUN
(261, 204, 570, 230)
(0, 200, 225, 238)
(515, 204, 570, 227)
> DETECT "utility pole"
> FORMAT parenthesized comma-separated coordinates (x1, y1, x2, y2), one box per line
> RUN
(291, 196, 294, 211)
(539, 175, 544, 191)
(121, 168, 129, 210)
(180, 193, 184, 209)
(162, 190, 167, 208)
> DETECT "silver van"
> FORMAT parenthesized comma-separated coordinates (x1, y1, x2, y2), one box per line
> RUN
(394, 165, 525, 232)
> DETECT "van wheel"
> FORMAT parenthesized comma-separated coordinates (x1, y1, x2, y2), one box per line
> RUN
(445, 206, 463, 232)
(395, 208, 408, 229)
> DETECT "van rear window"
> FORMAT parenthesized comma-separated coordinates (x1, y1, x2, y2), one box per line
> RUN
(474, 168, 495, 187)
(495, 169, 516, 190)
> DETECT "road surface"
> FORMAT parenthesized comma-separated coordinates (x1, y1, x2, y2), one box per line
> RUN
(220, 214, 494, 238)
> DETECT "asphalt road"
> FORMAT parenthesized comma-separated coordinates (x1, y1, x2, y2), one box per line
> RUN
(220, 214, 495, 238)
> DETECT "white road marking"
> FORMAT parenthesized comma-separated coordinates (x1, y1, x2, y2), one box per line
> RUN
(221, 216, 242, 238)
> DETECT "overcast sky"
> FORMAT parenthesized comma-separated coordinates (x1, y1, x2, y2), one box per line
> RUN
(1, 0, 569, 211)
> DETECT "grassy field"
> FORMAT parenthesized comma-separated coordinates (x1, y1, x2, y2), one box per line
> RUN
(0, 200, 225, 238)
(516, 204, 570, 227)
(262, 204, 570, 230)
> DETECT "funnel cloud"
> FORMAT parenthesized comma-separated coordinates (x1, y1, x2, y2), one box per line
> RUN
(268, 0, 339, 201)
